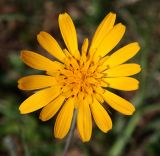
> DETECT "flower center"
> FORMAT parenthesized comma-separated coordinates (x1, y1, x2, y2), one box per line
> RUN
(56, 55, 103, 98)
(54, 39, 110, 99)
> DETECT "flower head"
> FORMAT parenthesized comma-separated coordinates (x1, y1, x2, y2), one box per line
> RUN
(18, 12, 141, 142)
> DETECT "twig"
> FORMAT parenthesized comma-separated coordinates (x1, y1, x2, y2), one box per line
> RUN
(62, 109, 78, 156)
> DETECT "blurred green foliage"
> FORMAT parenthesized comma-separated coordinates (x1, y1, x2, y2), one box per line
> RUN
(0, 0, 160, 156)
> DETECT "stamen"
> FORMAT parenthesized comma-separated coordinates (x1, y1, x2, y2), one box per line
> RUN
(92, 86, 105, 94)
(70, 57, 79, 70)
(98, 56, 110, 66)
(94, 93, 104, 103)
(100, 79, 110, 87)
(97, 64, 110, 72)
(63, 49, 72, 58)
(60, 69, 73, 77)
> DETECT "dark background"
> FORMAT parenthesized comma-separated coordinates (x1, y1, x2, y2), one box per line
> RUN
(0, 0, 160, 156)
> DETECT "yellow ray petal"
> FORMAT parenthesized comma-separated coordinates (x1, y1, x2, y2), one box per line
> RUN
(21, 50, 64, 71)
(103, 42, 140, 68)
(39, 95, 65, 121)
(102, 77, 139, 91)
(102, 90, 135, 115)
(58, 13, 80, 59)
(54, 97, 75, 139)
(37, 31, 66, 62)
(19, 86, 61, 114)
(77, 99, 92, 142)
(103, 63, 141, 77)
(81, 38, 89, 54)
(18, 75, 58, 90)
(89, 12, 116, 56)
(90, 98, 112, 132)
(80, 38, 89, 65)
(93, 23, 126, 62)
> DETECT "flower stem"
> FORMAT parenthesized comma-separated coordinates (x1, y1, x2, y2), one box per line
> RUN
(62, 109, 77, 156)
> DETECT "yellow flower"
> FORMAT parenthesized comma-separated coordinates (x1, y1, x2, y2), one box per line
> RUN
(18, 12, 141, 142)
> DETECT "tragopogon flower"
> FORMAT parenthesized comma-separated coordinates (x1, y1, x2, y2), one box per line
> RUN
(18, 12, 141, 142)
